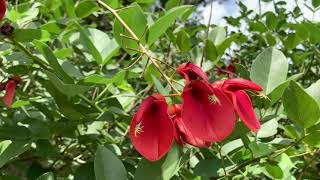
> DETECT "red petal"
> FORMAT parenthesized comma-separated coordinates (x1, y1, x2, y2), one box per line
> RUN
(0, 0, 6, 21)
(231, 90, 261, 132)
(175, 115, 211, 148)
(181, 80, 236, 142)
(3, 80, 17, 107)
(178, 62, 208, 83)
(130, 95, 174, 161)
(222, 78, 263, 92)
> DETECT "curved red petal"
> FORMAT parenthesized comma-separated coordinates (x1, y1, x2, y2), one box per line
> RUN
(130, 95, 174, 161)
(0, 0, 6, 21)
(178, 62, 208, 83)
(3, 80, 17, 107)
(181, 80, 236, 142)
(222, 78, 263, 92)
(175, 115, 211, 148)
(232, 90, 261, 132)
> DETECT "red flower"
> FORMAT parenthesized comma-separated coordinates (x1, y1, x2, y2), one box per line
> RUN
(0, 76, 21, 108)
(129, 94, 174, 161)
(0, 0, 6, 21)
(181, 80, 236, 142)
(169, 104, 211, 148)
(212, 78, 263, 132)
(178, 62, 208, 83)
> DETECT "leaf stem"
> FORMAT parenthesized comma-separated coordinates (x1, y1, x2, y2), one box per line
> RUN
(96, 0, 180, 94)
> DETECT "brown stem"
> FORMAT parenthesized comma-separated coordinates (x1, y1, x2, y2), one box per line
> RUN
(96, 0, 180, 94)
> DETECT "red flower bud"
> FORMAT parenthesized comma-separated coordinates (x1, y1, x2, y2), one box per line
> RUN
(0, 76, 21, 108)
(178, 62, 208, 83)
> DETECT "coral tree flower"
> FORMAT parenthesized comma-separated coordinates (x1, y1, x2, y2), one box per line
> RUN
(0, 76, 21, 108)
(178, 62, 236, 141)
(0, 0, 6, 21)
(212, 78, 263, 132)
(181, 80, 236, 141)
(169, 104, 211, 148)
(129, 94, 174, 161)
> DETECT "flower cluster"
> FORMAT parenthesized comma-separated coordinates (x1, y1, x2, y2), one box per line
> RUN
(129, 62, 263, 161)
(0, 76, 21, 107)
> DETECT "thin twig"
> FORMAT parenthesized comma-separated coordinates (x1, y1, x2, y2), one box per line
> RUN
(96, 0, 180, 94)
(200, 1, 213, 67)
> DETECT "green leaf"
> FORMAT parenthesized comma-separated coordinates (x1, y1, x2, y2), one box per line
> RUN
(216, 33, 239, 55)
(0, 140, 31, 168)
(0, 126, 31, 140)
(250, 47, 288, 94)
(102, 0, 119, 8)
(40, 80, 84, 120)
(135, 0, 156, 4)
(268, 73, 303, 105)
(13, 29, 51, 42)
(306, 79, 320, 105)
(62, 0, 77, 18)
(35, 172, 55, 180)
(75, 0, 99, 18)
(204, 40, 217, 61)
(76, 26, 103, 64)
(113, 3, 147, 55)
(74, 163, 95, 180)
(265, 164, 283, 179)
(257, 119, 278, 138)
(147, 5, 193, 45)
(283, 33, 302, 50)
(33, 40, 74, 83)
(45, 70, 90, 97)
(303, 131, 320, 148)
(94, 145, 127, 180)
(248, 142, 274, 158)
(134, 143, 182, 180)
(194, 158, 229, 178)
(249, 21, 268, 33)
(84, 71, 139, 85)
(312, 0, 320, 8)
(283, 81, 320, 128)
(80, 28, 119, 64)
(176, 30, 191, 52)
(209, 26, 226, 45)
(265, 12, 278, 30)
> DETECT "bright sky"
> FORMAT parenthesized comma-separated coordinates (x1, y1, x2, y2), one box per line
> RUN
(200, 0, 320, 25)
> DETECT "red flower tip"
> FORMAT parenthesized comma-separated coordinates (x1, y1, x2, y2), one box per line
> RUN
(1, 76, 21, 108)
(230, 90, 261, 132)
(178, 62, 208, 83)
(222, 78, 263, 92)
(181, 80, 236, 142)
(0, 0, 6, 21)
(170, 104, 212, 148)
(130, 95, 174, 161)
(216, 64, 236, 77)
(169, 104, 182, 115)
